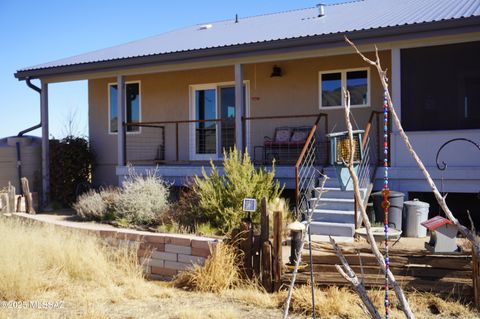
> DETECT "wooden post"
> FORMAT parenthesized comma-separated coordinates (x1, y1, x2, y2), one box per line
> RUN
(273, 210, 283, 291)
(252, 235, 261, 277)
(21, 177, 35, 214)
(260, 197, 269, 244)
(7, 183, 15, 214)
(473, 247, 480, 310)
(240, 221, 253, 278)
(262, 241, 273, 292)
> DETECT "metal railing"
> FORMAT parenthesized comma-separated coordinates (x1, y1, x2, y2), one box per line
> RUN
(355, 111, 384, 227)
(293, 113, 329, 212)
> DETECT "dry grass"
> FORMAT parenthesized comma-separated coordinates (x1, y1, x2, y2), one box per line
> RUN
(284, 284, 478, 319)
(174, 243, 240, 293)
(174, 307, 240, 319)
(0, 216, 174, 318)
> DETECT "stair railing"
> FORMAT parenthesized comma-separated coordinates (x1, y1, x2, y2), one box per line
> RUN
(294, 113, 328, 216)
(354, 110, 383, 227)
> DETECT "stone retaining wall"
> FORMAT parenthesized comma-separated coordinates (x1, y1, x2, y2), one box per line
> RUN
(11, 213, 218, 279)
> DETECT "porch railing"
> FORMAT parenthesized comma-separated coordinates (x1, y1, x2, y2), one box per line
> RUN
(291, 113, 329, 211)
(354, 110, 384, 227)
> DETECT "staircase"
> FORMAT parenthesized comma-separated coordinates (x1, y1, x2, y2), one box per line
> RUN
(308, 166, 366, 237)
(295, 111, 382, 239)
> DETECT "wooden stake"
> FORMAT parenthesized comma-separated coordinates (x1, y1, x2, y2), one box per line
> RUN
(262, 241, 273, 292)
(240, 221, 253, 278)
(21, 177, 35, 215)
(260, 197, 269, 244)
(273, 210, 283, 291)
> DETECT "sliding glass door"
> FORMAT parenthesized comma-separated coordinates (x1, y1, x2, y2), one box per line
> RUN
(191, 83, 246, 160)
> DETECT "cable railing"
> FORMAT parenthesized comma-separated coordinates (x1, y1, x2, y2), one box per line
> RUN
(355, 110, 383, 227)
(293, 113, 329, 213)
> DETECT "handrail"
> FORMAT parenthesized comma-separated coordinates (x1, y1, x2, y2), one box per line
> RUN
(294, 113, 328, 208)
(362, 111, 382, 148)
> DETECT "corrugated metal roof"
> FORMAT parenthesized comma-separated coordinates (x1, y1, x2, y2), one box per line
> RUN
(18, 0, 480, 73)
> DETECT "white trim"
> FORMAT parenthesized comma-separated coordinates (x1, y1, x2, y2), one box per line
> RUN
(108, 80, 142, 135)
(189, 80, 250, 161)
(318, 68, 371, 110)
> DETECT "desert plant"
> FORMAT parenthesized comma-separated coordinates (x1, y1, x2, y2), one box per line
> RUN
(193, 147, 283, 234)
(115, 168, 170, 226)
(174, 243, 240, 293)
(73, 188, 119, 221)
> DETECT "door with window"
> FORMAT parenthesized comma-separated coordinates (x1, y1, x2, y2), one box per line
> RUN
(190, 83, 246, 160)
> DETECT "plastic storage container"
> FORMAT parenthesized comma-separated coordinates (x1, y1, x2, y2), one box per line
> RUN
(372, 190, 404, 231)
(403, 199, 430, 237)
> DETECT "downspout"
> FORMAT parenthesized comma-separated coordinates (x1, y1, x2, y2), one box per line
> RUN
(16, 77, 42, 194)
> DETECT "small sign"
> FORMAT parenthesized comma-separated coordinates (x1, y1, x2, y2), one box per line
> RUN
(242, 198, 257, 212)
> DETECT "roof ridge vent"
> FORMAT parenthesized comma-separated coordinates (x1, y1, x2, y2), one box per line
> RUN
(199, 24, 213, 30)
(316, 3, 325, 17)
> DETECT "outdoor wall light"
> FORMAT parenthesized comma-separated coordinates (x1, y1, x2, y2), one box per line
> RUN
(270, 65, 282, 77)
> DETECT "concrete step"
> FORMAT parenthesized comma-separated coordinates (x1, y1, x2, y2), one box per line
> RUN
(318, 187, 366, 199)
(309, 208, 355, 223)
(309, 197, 355, 211)
(309, 221, 355, 237)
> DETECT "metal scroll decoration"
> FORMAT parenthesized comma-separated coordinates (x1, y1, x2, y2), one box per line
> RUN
(435, 138, 480, 171)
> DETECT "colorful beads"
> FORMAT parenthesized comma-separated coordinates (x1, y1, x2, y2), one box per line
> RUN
(383, 89, 390, 319)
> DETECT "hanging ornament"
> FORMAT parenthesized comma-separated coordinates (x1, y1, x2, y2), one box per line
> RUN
(383, 89, 390, 319)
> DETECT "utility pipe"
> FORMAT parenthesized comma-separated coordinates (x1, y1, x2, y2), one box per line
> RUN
(15, 78, 42, 195)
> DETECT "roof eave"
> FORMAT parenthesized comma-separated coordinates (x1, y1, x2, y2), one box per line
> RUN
(14, 17, 480, 81)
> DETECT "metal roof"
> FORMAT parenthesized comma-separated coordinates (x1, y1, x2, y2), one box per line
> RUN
(15, 0, 480, 78)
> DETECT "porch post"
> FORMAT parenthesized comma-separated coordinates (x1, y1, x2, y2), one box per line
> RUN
(117, 75, 126, 167)
(40, 81, 49, 208)
(234, 63, 244, 154)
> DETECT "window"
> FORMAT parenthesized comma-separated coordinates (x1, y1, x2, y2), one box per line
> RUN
(401, 41, 480, 131)
(109, 82, 140, 133)
(319, 69, 369, 108)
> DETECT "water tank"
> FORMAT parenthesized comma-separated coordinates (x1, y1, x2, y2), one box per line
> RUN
(0, 136, 41, 192)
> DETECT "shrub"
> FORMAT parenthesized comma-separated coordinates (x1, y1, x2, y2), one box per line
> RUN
(115, 169, 170, 226)
(193, 147, 282, 234)
(73, 188, 119, 221)
(49, 136, 94, 205)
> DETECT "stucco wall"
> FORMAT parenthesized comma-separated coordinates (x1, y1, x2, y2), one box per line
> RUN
(88, 51, 391, 186)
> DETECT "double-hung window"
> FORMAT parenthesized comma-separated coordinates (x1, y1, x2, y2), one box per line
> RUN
(319, 69, 370, 108)
(109, 82, 141, 133)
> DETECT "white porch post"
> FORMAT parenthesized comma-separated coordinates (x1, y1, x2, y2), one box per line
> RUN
(391, 48, 401, 167)
(234, 63, 244, 154)
(40, 81, 49, 208)
(117, 75, 126, 168)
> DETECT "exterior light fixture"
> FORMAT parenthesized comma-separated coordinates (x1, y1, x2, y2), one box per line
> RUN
(270, 65, 282, 77)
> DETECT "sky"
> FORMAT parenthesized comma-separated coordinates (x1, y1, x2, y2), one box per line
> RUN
(0, 0, 342, 139)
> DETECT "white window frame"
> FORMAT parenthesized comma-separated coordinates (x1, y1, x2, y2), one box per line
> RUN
(318, 68, 370, 109)
(189, 81, 250, 161)
(108, 81, 142, 135)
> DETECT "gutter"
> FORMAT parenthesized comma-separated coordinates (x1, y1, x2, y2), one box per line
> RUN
(16, 78, 42, 194)
(13, 16, 480, 81)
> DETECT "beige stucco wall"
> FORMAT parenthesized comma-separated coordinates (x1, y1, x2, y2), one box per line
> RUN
(88, 51, 391, 186)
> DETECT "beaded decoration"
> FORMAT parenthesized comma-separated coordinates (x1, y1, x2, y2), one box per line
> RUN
(382, 89, 390, 318)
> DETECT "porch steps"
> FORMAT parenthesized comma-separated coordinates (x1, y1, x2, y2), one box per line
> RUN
(306, 167, 367, 237)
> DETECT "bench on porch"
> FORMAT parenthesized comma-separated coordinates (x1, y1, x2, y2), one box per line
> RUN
(255, 126, 311, 164)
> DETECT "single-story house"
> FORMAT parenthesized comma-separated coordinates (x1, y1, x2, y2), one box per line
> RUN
(15, 0, 480, 236)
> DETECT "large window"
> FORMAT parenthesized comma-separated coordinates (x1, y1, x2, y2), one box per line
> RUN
(109, 82, 140, 133)
(319, 69, 369, 108)
(401, 41, 480, 131)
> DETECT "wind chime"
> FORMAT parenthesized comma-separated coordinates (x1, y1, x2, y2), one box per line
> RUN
(382, 89, 390, 318)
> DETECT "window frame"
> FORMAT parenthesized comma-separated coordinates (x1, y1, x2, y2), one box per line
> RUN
(318, 68, 371, 110)
(107, 81, 142, 135)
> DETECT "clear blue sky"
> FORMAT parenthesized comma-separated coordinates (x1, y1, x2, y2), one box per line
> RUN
(0, 0, 341, 139)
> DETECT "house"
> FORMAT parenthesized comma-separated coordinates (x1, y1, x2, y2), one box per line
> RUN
(15, 0, 480, 236)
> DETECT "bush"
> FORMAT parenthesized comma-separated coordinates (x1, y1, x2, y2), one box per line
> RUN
(193, 147, 283, 234)
(73, 188, 119, 221)
(116, 169, 170, 226)
(49, 136, 94, 205)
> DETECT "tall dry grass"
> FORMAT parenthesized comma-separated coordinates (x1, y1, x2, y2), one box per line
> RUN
(0, 217, 170, 305)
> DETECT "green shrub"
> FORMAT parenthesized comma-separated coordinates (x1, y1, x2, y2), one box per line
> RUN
(49, 136, 93, 205)
(115, 169, 170, 226)
(193, 147, 283, 234)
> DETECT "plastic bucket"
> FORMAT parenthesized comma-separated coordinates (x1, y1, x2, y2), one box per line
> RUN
(403, 199, 430, 237)
(372, 190, 404, 231)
